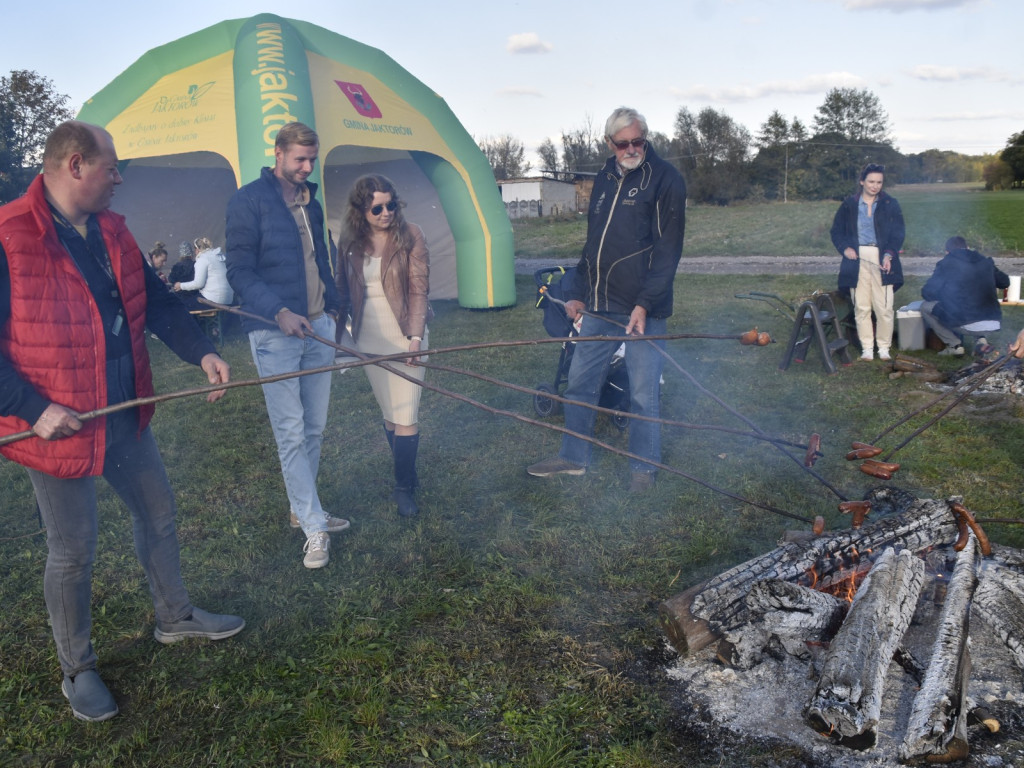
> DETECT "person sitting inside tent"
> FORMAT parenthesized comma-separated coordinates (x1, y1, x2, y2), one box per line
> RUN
(169, 240, 199, 307)
(173, 236, 233, 309)
(920, 235, 1009, 357)
(147, 241, 169, 284)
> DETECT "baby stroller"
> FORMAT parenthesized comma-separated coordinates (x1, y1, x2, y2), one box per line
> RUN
(532, 266, 630, 430)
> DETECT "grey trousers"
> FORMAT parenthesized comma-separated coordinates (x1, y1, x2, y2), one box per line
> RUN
(27, 424, 192, 677)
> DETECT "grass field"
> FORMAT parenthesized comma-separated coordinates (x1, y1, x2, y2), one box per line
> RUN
(513, 183, 1024, 261)
(3, 189, 1024, 766)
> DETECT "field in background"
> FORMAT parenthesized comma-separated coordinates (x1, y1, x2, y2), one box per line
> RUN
(512, 183, 1024, 261)
(4, 268, 1024, 765)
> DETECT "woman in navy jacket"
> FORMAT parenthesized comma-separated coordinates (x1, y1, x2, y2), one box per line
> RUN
(831, 163, 905, 361)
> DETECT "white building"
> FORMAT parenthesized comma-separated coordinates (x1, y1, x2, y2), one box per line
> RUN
(496, 177, 579, 219)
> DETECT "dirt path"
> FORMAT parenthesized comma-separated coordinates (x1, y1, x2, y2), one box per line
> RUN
(516, 254, 1024, 277)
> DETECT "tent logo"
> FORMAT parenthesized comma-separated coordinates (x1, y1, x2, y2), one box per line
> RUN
(336, 81, 382, 119)
(152, 82, 216, 114)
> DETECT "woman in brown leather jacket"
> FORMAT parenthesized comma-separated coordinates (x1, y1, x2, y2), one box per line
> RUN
(336, 174, 430, 517)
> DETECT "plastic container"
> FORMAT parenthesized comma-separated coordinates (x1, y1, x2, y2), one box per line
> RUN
(896, 308, 925, 351)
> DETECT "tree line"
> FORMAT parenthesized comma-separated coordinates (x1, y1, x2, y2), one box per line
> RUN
(1, 72, 1021, 208)
(478, 87, 1024, 204)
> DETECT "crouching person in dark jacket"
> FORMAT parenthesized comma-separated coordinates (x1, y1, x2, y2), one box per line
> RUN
(921, 235, 1009, 356)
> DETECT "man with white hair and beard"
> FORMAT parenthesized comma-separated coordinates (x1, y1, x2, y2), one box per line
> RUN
(528, 106, 687, 492)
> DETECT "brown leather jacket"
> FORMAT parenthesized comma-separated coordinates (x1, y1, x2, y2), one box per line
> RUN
(336, 222, 430, 342)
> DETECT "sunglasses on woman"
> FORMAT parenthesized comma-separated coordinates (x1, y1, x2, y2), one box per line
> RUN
(369, 200, 398, 216)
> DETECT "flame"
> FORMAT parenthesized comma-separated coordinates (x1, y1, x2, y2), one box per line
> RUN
(801, 547, 875, 602)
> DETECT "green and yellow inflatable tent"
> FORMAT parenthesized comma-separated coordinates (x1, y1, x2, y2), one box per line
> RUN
(78, 13, 514, 307)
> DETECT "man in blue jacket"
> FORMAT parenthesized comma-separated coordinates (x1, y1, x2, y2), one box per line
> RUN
(527, 107, 686, 492)
(921, 236, 1009, 356)
(225, 122, 347, 569)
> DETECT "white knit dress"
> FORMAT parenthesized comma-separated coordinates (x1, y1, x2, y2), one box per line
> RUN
(356, 256, 426, 426)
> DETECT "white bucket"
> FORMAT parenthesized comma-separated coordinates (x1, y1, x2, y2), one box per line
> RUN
(1009, 275, 1021, 303)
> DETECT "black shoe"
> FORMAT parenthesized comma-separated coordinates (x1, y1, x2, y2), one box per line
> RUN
(393, 487, 419, 517)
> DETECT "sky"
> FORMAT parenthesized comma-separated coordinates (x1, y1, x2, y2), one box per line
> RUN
(3, 0, 1021, 167)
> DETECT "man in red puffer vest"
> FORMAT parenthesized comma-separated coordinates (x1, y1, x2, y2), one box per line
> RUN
(0, 121, 245, 722)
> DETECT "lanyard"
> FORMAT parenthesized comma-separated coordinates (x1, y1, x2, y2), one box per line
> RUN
(49, 206, 118, 297)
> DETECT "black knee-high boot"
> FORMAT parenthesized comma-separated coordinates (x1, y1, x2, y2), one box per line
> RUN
(392, 433, 419, 517)
(383, 423, 395, 452)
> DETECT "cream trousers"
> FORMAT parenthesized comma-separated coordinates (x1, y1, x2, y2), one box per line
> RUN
(853, 245, 894, 354)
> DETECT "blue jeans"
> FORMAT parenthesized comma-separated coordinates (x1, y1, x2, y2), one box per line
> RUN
(559, 313, 666, 473)
(249, 314, 336, 534)
(29, 426, 192, 678)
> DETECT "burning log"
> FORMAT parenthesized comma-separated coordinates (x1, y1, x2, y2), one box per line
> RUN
(899, 536, 979, 764)
(805, 547, 926, 750)
(658, 488, 959, 656)
(717, 580, 848, 669)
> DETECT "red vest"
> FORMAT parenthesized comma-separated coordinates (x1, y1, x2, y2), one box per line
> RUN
(0, 175, 155, 478)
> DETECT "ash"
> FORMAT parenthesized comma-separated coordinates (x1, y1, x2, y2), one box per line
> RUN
(948, 358, 1024, 396)
(665, 583, 1024, 767)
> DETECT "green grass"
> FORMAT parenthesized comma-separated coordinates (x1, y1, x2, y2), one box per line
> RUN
(5, 193, 1024, 765)
(513, 183, 1024, 260)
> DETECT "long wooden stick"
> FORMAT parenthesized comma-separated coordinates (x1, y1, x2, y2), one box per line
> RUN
(206, 298, 809, 449)
(538, 291, 849, 500)
(1, 303, 814, 524)
(880, 355, 1014, 460)
(216, 302, 813, 523)
(869, 353, 1012, 448)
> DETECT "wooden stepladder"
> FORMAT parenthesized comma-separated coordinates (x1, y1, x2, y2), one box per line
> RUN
(778, 292, 852, 374)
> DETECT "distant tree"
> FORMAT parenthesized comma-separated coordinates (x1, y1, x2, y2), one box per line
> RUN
(751, 110, 798, 201)
(537, 137, 560, 173)
(795, 88, 901, 200)
(0, 70, 73, 203)
(645, 130, 672, 157)
(755, 110, 790, 149)
(560, 116, 605, 173)
(478, 134, 530, 180)
(983, 157, 1014, 190)
(673, 106, 751, 205)
(789, 117, 808, 144)
(903, 149, 981, 184)
(813, 87, 892, 144)
(1000, 131, 1024, 188)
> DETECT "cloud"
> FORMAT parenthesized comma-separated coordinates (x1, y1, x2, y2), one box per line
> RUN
(496, 87, 544, 97)
(844, 0, 981, 11)
(669, 72, 866, 102)
(506, 33, 553, 54)
(915, 109, 1024, 122)
(910, 65, 1023, 84)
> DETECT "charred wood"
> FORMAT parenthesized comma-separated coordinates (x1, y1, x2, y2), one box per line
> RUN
(973, 572, 1024, 669)
(899, 536, 978, 764)
(718, 580, 847, 668)
(659, 490, 959, 656)
(805, 548, 925, 749)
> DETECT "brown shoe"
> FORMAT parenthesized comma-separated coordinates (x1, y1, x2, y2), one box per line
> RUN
(290, 511, 351, 533)
(527, 457, 585, 477)
(630, 472, 655, 493)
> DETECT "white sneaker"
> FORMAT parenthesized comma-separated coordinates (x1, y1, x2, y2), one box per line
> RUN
(290, 511, 350, 533)
(302, 532, 330, 569)
(878, 349, 891, 361)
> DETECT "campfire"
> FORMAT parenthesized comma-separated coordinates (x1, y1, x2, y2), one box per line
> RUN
(659, 486, 1024, 765)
